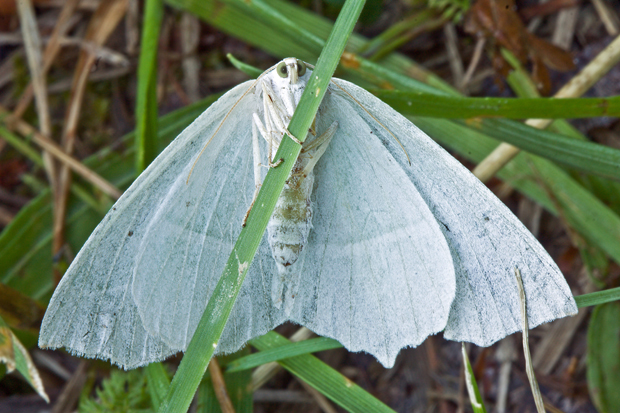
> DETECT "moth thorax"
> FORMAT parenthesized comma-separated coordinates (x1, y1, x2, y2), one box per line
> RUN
(267, 167, 315, 273)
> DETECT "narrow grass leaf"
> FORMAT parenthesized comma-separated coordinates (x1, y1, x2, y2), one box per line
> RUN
(146, 363, 170, 410)
(227, 337, 342, 372)
(462, 344, 487, 413)
(135, 0, 164, 172)
(374, 92, 620, 119)
(252, 331, 395, 413)
(575, 287, 620, 308)
(587, 302, 620, 413)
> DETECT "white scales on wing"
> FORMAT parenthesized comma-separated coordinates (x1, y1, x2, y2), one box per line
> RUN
(39, 58, 577, 370)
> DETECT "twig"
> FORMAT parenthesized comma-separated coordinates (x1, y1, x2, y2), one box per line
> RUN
(591, 0, 620, 36)
(51, 361, 88, 413)
(13, 0, 80, 121)
(208, 358, 236, 413)
(125, 0, 140, 54)
(494, 336, 516, 413)
(515, 268, 545, 413)
(54, 0, 129, 269)
(444, 22, 464, 89)
(0, 107, 121, 199)
(180, 12, 201, 103)
(15, 0, 54, 185)
(15, 0, 51, 137)
(461, 37, 486, 92)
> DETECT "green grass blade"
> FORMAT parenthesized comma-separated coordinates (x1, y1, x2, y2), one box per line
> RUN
(0, 126, 44, 167)
(575, 287, 620, 308)
(135, 0, 164, 173)
(226, 337, 343, 372)
(226, 53, 263, 78)
(374, 92, 620, 119)
(146, 363, 171, 410)
(462, 344, 487, 413)
(251, 332, 395, 412)
(157, 2, 366, 411)
(468, 118, 620, 181)
(587, 302, 620, 413)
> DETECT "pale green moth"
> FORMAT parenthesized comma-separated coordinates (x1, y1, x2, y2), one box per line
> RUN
(39, 58, 577, 369)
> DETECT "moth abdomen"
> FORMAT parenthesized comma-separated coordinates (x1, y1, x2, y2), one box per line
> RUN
(267, 169, 314, 272)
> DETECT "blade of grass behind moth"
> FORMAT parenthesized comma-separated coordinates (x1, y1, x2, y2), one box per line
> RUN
(251, 332, 395, 413)
(146, 363, 170, 410)
(157, 1, 366, 412)
(461, 343, 487, 413)
(227, 337, 343, 373)
(135, 0, 164, 173)
(227, 53, 263, 78)
(575, 287, 620, 308)
(373, 92, 620, 119)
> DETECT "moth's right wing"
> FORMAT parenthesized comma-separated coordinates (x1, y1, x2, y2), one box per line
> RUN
(284, 90, 457, 368)
(331, 79, 577, 348)
(39, 81, 279, 369)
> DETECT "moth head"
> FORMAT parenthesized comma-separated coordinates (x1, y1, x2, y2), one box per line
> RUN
(275, 58, 307, 85)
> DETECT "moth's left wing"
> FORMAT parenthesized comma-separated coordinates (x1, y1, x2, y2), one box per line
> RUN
(132, 84, 286, 355)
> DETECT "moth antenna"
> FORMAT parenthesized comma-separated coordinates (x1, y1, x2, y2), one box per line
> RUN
(186, 65, 279, 184)
(330, 79, 412, 165)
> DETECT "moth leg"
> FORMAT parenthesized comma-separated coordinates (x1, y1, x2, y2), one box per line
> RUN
(280, 83, 296, 118)
(261, 81, 303, 147)
(250, 91, 281, 169)
(264, 95, 302, 147)
(285, 121, 338, 190)
(243, 120, 263, 226)
(261, 81, 289, 123)
(261, 85, 290, 167)
(300, 121, 338, 176)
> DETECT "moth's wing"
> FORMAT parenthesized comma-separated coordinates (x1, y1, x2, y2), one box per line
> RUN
(331, 79, 578, 347)
(131, 84, 285, 354)
(39, 81, 277, 369)
(282, 91, 456, 368)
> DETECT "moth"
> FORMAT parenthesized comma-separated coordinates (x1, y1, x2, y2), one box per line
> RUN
(39, 58, 577, 369)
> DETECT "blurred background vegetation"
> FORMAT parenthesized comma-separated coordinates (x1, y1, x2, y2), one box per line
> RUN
(0, 0, 619, 411)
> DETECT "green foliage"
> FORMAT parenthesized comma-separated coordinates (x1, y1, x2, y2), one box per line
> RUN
(251, 332, 396, 412)
(587, 302, 620, 413)
(428, 0, 470, 21)
(461, 344, 487, 413)
(79, 369, 153, 413)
